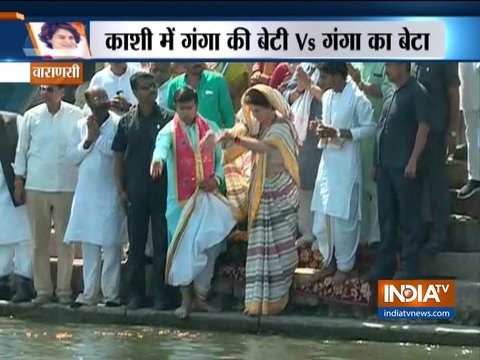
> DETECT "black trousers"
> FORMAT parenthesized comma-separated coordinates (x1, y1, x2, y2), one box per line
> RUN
(374, 166, 424, 277)
(423, 132, 450, 247)
(126, 188, 168, 301)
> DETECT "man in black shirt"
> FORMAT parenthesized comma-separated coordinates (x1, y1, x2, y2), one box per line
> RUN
(412, 63, 460, 254)
(366, 62, 432, 280)
(112, 72, 173, 310)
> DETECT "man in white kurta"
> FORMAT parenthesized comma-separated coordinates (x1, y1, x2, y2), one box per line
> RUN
(64, 87, 126, 307)
(458, 63, 480, 199)
(311, 63, 375, 284)
(85, 63, 142, 116)
(14, 86, 84, 305)
(0, 114, 34, 303)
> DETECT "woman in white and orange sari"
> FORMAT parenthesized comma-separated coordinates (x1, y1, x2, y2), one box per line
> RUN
(218, 85, 300, 316)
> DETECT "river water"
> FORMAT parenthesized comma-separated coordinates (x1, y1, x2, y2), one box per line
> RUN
(0, 319, 478, 360)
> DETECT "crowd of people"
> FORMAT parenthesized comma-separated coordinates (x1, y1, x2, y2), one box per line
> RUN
(0, 61, 478, 319)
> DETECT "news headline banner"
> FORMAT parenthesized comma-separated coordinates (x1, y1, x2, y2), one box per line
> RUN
(89, 21, 445, 59)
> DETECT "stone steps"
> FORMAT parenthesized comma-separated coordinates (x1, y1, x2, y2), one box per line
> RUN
(31, 259, 479, 325)
(447, 158, 480, 218)
(447, 159, 468, 189)
(447, 215, 480, 252)
(450, 189, 480, 219)
(454, 280, 480, 325)
(214, 267, 480, 325)
(420, 252, 480, 282)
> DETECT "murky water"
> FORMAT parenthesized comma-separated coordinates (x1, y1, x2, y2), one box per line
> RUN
(0, 319, 478, 360)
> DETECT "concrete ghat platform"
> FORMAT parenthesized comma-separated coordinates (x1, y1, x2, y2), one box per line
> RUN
(0, 303, 479, 348)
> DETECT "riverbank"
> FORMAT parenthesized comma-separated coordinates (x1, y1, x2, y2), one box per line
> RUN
(0, 302, 478, 348)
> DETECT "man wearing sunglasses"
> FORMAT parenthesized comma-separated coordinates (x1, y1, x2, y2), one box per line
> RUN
(112, 72, 173, 310)
(14, 84, 84, 305)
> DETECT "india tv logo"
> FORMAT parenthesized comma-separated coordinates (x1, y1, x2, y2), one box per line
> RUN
(377, 280, 455, 320)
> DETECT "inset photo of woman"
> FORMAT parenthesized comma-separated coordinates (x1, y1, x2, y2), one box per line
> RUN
(26, 22, 91, 59)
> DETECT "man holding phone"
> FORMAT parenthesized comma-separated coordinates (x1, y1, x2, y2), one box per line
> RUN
(88, 63, 142, 115)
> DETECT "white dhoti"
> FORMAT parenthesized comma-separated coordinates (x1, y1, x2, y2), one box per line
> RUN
(313, 184, 361, 272)
(165, 190, 236, 299)
(310, 79, 375, 272)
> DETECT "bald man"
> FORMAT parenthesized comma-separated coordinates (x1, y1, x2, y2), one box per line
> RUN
(65, 87, 126, 308)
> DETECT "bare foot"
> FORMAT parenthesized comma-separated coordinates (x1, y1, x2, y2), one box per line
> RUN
(308, 263, 336, 284)
(174, 305, 190, 320)
(193, 298, 220, 313)
(175, 286, 193, 319)
(243, 308, 257, 317)
(332, 270, 349, 287)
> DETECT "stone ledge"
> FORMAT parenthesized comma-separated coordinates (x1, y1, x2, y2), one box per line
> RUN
(38, 260, 479, 326)
(447, 159, 468, 189)
(448, 215, 480, 252)
(0, 302, 478, 347)
(451, 190, 480, 219)
(455, 280, 480, 325)
(421, 252, 480, 282)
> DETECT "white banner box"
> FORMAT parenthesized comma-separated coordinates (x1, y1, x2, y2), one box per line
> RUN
(89, 20, 445, 59)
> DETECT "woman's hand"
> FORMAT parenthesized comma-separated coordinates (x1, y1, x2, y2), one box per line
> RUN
(200, 130, 218, 151)
(217, 131, 235, 143)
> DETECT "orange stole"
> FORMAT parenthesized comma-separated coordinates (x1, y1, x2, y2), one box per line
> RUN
(173, 114, 215, 205)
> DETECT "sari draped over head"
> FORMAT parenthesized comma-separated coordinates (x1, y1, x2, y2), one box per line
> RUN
(223, 84, 299, 224)
(237, 85, 301, 316)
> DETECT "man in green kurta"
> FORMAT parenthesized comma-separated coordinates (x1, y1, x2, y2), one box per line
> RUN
(350, 63, 393, 246)
(167, 63, 235, 129)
